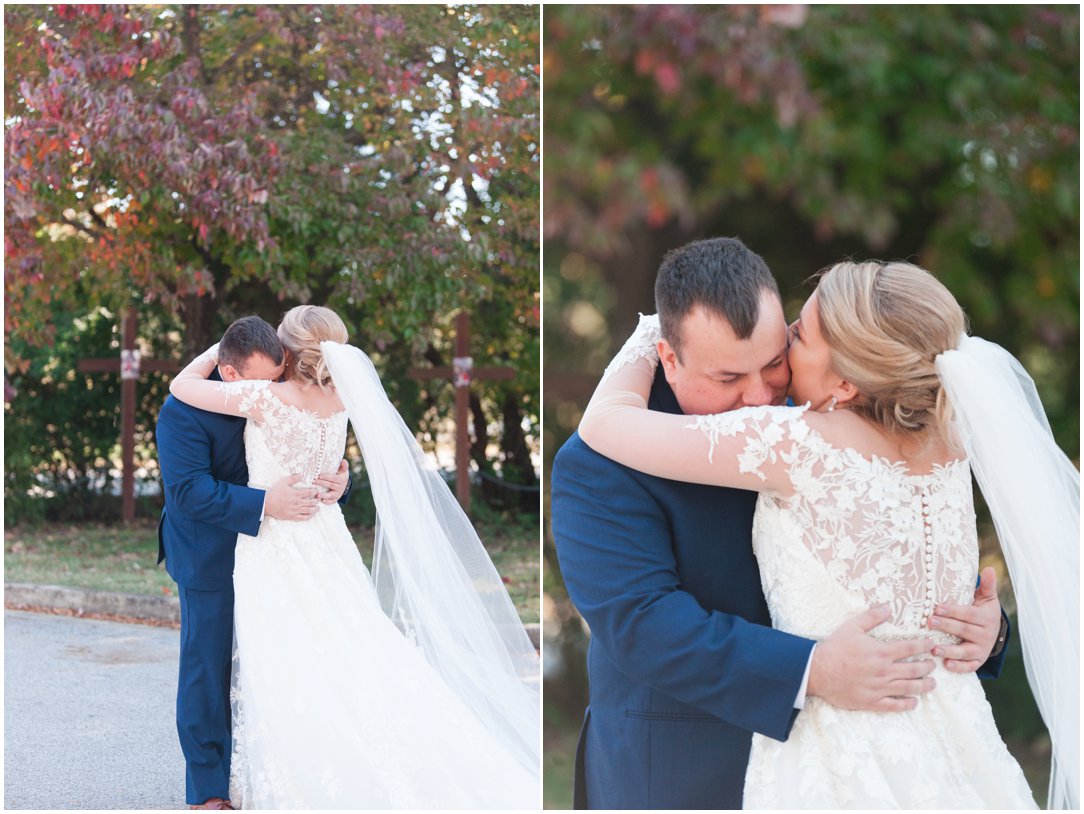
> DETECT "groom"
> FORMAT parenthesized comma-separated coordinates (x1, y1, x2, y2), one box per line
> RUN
(550, 237, 1008, 809)
(156, 315, 351, 810)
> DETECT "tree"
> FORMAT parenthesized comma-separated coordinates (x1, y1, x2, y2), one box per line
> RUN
(5, 4, 540, 500)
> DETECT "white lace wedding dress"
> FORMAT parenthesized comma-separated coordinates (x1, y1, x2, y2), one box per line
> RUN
(221, 381, 538, 809)
(699, 406, 1038, 809)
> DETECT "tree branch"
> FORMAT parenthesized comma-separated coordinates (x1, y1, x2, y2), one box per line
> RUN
(206, 31, 265, 81)
(87, 206, 111, 233)
(60, 215, 102, 241)
(180, 4, 207, 86)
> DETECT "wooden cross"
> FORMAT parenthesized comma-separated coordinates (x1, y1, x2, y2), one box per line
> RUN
(77, 310, 180, 522)
(408, 311, 515, 513)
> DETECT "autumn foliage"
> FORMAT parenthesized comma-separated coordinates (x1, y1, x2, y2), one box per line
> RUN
(6, 4, 539, 356)
(5, 4, 541, 504)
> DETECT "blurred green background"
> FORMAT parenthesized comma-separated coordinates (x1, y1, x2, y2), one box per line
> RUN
(542, 5, 1078, 809)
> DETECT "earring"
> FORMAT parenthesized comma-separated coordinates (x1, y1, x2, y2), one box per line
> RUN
(827, 395, 837, 412)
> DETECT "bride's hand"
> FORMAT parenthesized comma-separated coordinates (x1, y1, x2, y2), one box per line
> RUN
(927, 567, 1004, 672)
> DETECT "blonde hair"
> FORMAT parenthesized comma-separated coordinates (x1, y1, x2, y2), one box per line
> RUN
(277, 305, 349, 390)
(814, 260, 967, 447)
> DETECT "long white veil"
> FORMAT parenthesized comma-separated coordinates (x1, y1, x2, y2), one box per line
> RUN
(321, 341, 540, 778)
(937, 335, 1079, 810)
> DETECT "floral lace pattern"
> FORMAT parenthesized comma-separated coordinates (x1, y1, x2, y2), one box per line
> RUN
(684, 405, 1036, 808)
(601, 313, 661, 384)
(210, 379, 348, 490)
(688, 405, 977, 641)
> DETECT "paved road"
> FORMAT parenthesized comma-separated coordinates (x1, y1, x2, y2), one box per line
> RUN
(5, 610, 186, 810)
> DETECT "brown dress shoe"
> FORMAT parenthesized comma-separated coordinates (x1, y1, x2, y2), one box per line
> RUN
(189, 798, 234, 810)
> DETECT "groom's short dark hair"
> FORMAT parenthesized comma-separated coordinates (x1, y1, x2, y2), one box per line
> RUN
(219, 316, 284, 371)
(655, 237, 780, 359)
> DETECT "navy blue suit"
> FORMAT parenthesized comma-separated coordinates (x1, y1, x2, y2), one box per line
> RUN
(551, 371, 815, 810)
(156, 386, 265, 805)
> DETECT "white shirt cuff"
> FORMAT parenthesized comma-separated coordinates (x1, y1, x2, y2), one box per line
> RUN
(794, 644, 815, 709)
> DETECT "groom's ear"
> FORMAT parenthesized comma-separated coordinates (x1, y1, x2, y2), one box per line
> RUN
(658, 338, 679, 383)
(219, 364, 241, 382)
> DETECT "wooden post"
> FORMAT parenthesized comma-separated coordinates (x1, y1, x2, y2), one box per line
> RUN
(77, 310, 181, 522)
(408, 311, 515, 513)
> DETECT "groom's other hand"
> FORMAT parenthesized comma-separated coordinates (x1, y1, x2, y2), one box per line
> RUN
(264, 474, 320, 521)
(927, 566, 1003, 673)
(314, 460, 349, 504)
(808, 606, 936, 713)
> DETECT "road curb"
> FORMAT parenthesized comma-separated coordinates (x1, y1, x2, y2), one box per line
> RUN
(4, 583, 541, 648)
(5, 583, 180, 623)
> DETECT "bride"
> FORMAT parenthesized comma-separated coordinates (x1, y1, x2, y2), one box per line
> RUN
(577, 260, 1078, 809)
(169, 305, 539, 809)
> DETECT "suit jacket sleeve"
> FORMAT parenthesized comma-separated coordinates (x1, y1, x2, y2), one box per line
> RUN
(338, 472, 353, 507)
(977, 610, 1010, 680)
(552, 438, 815, 742)
(157, 403, 265, 537)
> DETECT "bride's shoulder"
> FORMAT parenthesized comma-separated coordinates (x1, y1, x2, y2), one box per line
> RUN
(801, 408, 874, 448)
(269, 379, 345, 417)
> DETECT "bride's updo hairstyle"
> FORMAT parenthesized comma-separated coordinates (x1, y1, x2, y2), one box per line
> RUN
(814, 260, 967, 446)
(277, 305, 349, 390)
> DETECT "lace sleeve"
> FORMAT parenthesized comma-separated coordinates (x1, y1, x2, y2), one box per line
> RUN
(600, 313, 661, 385)
(578, 319, 809, 495)
(169, 344, 276, 422)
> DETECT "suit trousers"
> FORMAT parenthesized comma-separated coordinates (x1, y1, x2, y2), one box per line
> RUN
(177, 584, 234, 805)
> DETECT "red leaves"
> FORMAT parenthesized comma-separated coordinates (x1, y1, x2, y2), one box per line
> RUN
(654, 63, 681, 96)
(634, 49, 682, 96)
(645, 202, 669, 228)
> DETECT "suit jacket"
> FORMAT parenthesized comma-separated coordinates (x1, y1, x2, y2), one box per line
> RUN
(156, 384, 266, 592)
(551, 370, 815, 809)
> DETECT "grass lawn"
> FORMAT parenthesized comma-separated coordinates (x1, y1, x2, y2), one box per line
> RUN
(543, 705, 580, 810)
(5, 514, 540, 624)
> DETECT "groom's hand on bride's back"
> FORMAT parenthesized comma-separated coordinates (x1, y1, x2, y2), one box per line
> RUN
(314, 460, 350, 504)
(807, 606, 936, 713)
(264, 474, 321, 521)
(926, 567, 1005, 673)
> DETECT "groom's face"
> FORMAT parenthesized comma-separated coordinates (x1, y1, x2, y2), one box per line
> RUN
(658, 290, 790, 416)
